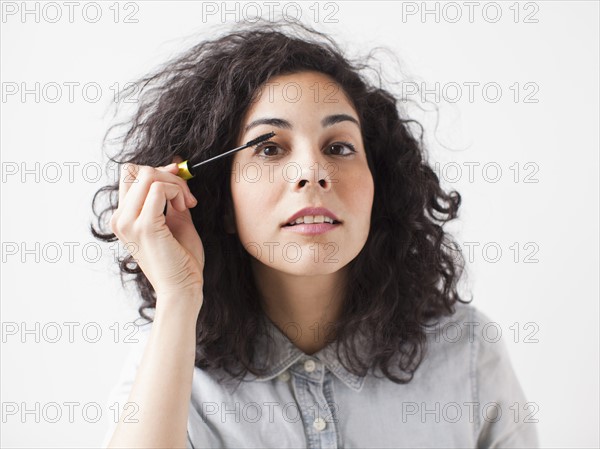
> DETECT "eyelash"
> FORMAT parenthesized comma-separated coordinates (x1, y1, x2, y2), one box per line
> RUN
(251, 141, 357, 158)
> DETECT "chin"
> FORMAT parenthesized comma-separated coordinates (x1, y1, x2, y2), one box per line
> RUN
(276, 260, 347, 276)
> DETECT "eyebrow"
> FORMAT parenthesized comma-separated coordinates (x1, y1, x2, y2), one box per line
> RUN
(244, 114, 361, 133)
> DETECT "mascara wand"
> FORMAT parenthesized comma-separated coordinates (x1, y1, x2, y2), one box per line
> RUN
(163, 131, 276, 215)
(176, 131, 276, 180)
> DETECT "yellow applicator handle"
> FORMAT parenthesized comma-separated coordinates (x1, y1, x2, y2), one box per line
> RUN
(176, 160, 194, 180)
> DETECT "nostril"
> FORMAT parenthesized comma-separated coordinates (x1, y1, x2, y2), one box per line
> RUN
(297, 179, 328, 187)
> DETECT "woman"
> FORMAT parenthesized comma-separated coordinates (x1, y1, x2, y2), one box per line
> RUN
(91, 19, 539, 448)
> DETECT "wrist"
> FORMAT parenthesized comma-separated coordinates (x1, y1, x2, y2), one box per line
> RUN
(155, 290, 203, 320)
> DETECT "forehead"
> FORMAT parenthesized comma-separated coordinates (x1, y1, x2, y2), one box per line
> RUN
(262, 70, 339, 89)
(245, 70, 356, 116)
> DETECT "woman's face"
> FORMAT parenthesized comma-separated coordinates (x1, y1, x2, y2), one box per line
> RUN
(229, 70, 374, 275)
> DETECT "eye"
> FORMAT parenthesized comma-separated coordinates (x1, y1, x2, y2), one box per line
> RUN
(252, 141, 357, 158)
(252, 141, 282, 158)
(327, 142, 357, 156)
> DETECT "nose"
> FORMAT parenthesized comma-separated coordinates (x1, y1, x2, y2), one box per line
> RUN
(287, 140, 337, 191)
(292, 162, 334, 191)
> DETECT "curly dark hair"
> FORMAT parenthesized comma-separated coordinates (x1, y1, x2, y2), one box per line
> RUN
(90, 18, 470, 385)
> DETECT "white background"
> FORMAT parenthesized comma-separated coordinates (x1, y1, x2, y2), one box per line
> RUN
(1, 1, 598, 447)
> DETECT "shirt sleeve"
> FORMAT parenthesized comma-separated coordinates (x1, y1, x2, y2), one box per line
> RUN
(100, 322, 194, 449)
(473, 307, 540, 448)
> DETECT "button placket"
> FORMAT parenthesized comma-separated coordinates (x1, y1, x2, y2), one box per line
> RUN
(313, 416, 327, 431)
(292, 357, 323, 383)
(304, 359, 317, 373)
(291, 359, 338, 449)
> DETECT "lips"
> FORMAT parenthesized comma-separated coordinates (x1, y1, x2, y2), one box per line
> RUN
(281, 221, 340, 235)
(282, 207, 341, 227)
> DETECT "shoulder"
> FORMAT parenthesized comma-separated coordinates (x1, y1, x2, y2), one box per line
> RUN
(434, 303, 540, 446)
(418, 302, 512, 394)
(424, 302, 514, 382)
(424, 301, 501, 349)
(441, 303, 515, 379)
(422, 301, 486, 352)
(431, 301, 492, 328)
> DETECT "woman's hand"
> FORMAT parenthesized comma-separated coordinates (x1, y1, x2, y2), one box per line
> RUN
(110, 156, 205, 313)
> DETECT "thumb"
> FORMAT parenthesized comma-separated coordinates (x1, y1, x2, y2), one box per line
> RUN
(163, 155, 185, 175)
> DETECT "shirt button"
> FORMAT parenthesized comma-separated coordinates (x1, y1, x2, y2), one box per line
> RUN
(277, 371, 290, 382)
(313, 417, 326, 431)
(304, 359, 316, 373)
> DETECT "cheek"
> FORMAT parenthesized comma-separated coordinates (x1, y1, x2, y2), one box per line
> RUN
(343, 167, 374, 212)
(353, 175, 375, 239)
(230, 175, 275, 239)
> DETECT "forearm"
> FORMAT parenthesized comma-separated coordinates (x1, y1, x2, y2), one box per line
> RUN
(107, 297, 201, 448)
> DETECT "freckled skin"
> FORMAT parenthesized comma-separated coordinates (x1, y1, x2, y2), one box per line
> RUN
(229, 71, 375, 276)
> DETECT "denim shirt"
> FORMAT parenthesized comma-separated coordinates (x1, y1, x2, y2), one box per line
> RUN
(102, 302, 539, 448)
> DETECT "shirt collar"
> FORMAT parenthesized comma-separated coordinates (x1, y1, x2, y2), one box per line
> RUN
(242, 313, 368, 392)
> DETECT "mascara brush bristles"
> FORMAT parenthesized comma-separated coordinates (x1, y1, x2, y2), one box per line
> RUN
(245, 131, 276, 148)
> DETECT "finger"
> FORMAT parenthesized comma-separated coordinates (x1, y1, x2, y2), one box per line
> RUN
(119, 160, 194, 210)
(139, 181, 187, 222)
(154, 164, 196, 204)
(156, 163, 180, 206)
(119, 167, 196, 224)
(165, 203, 205, 267)
(156, 163, 183, 182)
(118, 163, 140, 208)
(171, 155, 184, 165)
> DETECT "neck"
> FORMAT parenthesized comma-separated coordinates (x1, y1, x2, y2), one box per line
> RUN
(251, 260, 348, 355)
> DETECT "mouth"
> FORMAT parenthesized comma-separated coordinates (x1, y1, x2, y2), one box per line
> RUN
(281, 217, 342, 235)
(282, 217, 342, 227)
